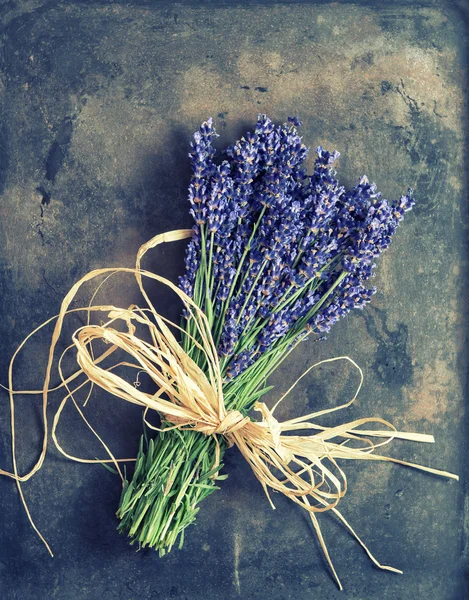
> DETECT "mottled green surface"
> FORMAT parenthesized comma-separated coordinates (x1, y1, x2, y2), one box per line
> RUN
(0, 1, 467, 598)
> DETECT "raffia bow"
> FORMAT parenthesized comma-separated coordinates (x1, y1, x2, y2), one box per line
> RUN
(0, 229, 458, 590)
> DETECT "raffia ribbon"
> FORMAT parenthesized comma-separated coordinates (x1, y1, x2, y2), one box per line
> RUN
(0, 229, 458, 590)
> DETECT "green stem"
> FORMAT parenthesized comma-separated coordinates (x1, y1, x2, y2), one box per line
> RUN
(236, 262, 267, 326)
(117, 428, 226, 555)
(213, 206, 267, 347)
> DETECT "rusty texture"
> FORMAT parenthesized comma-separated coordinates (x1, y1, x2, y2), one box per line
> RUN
(0, 1, 467, 598)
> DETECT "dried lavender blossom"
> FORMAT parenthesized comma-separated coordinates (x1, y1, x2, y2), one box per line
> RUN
(179, 115, 414, 381)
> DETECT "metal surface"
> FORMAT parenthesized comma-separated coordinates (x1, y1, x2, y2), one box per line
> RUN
(0, 1, 467, 598)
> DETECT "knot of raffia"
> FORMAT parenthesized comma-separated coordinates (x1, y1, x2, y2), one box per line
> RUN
(156, 406, 251, 441)
(202, 409, 250, 436)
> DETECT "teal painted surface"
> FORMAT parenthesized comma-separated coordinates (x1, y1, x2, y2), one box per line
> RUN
(0, 1, 467, 598)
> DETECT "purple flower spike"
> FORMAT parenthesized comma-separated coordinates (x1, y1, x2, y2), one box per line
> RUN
(178, 116, 414, 379)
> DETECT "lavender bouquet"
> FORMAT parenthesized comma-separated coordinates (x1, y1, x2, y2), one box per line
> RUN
(116, 115, 415, 556)
(2, 114, 456, 590)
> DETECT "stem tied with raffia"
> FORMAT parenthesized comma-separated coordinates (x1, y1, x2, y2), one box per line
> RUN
(112, 115, 421, 563)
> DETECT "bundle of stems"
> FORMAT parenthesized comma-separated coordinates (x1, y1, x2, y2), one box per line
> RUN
(117, 115, 414, 554)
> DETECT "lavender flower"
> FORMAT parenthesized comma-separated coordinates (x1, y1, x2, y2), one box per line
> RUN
(178, 116, 414, 381)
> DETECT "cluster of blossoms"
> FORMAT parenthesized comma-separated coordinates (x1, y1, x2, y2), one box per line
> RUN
(179, 115, 414, 380)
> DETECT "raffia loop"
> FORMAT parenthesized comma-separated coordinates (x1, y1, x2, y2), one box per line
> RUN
(1, 229, 458, 590)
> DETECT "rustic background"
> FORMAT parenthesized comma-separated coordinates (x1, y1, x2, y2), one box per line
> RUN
(0, 1, 467, 598)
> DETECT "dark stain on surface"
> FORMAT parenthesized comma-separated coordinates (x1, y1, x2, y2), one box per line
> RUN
(35, 223, 45, 246)
(396, 78, 420, 115)
(36, 185, 51, 208)
(0, 125, 8, 196)
(306, 379, 329, 411)
(45, 116, 73, 182)
(433, 99, 448, 119)
(107, 61, 124, 81)
(351, 51, 374, 70)
(217, 111, 228, 127)
(381, 80, 393, 95)
(361, 307, 414, 388)
(46, 141, 65, 182)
